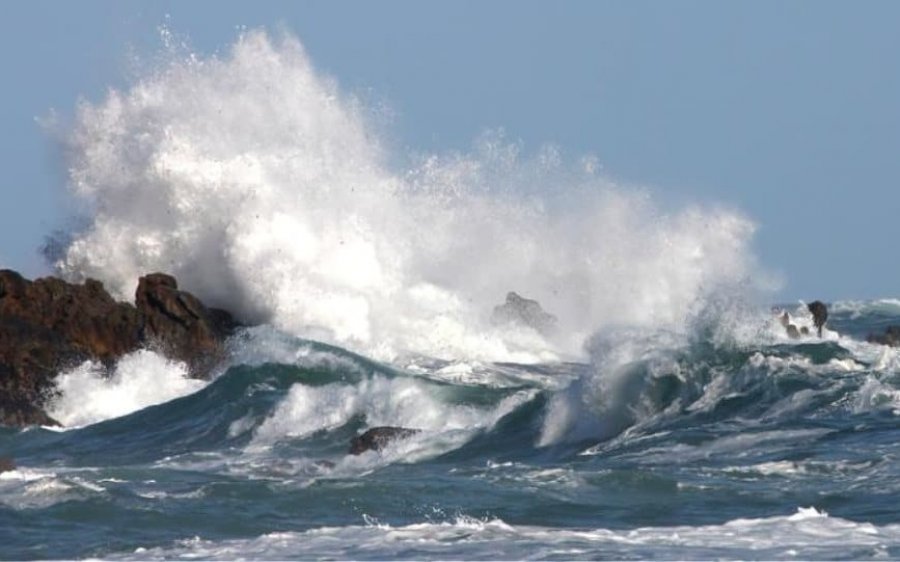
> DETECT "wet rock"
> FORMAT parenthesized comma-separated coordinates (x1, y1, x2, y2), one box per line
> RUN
(135, 273, 239, 375)
(349, 426, 421, 455)
(808, 301, 828, 337)
(491, 291, 557, 334)
(0, 457, 15, 474)
(867, 326, 900, 347)
(0, 270, 240, 427)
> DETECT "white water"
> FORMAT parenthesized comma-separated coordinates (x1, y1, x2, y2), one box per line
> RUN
(52, 29, 765, 363)
(47, 350, 203, 428)
(249, 374, 534, 450)
(118, 508, 900, 560)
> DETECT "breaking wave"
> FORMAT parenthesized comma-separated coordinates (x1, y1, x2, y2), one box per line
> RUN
(51, 28, 765, 363)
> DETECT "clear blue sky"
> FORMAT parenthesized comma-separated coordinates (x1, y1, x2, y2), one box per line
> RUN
(2, 0, 898, 301)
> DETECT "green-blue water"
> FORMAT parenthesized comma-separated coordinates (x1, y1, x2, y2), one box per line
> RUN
(3, 301, 900, 560)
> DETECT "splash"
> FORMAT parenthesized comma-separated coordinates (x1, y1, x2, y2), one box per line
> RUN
(53, 29, 764, 362)
(47, 350, 203, 428)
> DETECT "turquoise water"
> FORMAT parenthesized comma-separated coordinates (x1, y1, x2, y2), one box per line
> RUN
(3, 301, 900, 560)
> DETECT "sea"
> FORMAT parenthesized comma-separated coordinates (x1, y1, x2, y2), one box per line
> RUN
(3, 29, 900, 560)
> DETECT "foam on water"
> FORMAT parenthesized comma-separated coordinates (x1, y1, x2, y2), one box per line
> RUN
(51, 28, 764, 363)
(47, 349, 205, 427)
(116, 508, 900, 560)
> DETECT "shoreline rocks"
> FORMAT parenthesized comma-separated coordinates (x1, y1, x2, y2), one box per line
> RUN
(0, 270, 239, 427)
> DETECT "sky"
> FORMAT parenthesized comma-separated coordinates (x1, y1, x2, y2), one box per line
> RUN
(1, 0, 898, 301)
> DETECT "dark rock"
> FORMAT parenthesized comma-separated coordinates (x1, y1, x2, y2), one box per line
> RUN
(0, 457, 15, 474)
(0, 270, 240, 427)
(135, 273, 239, 375)
(808, 301, 828, 337)
(491, 291, 557, 334)
(785, 324, 801, 339)
(867, 326, 900, 347)
(349, 426, 421, 455)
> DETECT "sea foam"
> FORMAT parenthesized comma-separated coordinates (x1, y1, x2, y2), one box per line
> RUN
(47, 350, 204, 428)
(53, 29, 764, 362)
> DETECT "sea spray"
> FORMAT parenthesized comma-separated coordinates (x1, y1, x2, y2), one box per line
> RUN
(54, 29, 764, 363)
(48, 350, 202, 428)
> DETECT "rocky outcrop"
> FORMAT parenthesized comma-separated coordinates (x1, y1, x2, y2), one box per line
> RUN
(349, 426, 421, 455)
(491, 291, 557, 335)
(808, 301, 828, 338)
(0, 270, 239, 427)
(867, 326, 900, 347)
(135, 273, 239, 375)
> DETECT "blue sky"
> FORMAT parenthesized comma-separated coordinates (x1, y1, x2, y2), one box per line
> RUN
(2, 1, 898, 300)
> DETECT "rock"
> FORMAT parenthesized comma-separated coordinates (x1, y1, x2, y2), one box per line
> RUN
(785, 324, 801, 339)
(135, 273, 239, 375)
(491, 291, 557, 334)
(0, 270, 240, 427)
(349, 426, 421, 455)
(0, 457, 15, 474)
(867, 326, 900, 347)
(808, 301, 828, 337)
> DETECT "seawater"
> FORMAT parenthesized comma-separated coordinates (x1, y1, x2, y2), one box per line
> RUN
(3, 304, 900, 560)
(3, 29, 900, 560)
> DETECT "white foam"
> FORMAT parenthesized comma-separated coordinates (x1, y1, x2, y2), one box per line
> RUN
(47, 349, 205, 427)
(115, 508, 900, 560)
(249, 375, 533, 451)
(832, 298, 900, 318)
(52, 28, 764, 363)
(854, 376, 900, 415)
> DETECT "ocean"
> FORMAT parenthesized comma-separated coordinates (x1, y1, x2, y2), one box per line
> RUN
(3, 29, 900, 560)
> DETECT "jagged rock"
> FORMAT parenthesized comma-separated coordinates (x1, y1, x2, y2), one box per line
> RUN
(867, 326, 900, 347)
(0, 270, 240, 427)
(491, 291, 557, 334)
(349, 426, 421, 455)
(135, 273, 239, 375)
(0, 457, 15, 474)
(808, 301, 828, 337)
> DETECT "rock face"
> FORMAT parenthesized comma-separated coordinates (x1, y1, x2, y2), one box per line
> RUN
(0, 270, 239, 427)
(491, 291, 557, 335)
(867, 326, 900, 347)
(349, 426, 421, 455)
(135, 273, 239, 376)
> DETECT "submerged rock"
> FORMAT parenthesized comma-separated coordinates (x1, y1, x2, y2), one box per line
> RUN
(349, 426, 421, 455)
(0, 270, 240, 427)
(491, 291, 557, 334)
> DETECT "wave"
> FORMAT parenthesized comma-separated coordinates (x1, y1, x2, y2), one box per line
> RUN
(16, 317, 898, 471)
(49, 28, 766, 363)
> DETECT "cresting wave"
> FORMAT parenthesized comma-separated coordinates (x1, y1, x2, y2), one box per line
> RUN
(51, 28, 764, 363)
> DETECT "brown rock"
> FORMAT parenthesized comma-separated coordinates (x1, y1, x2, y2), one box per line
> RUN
(0, 270, 240, 427)
(0, 457, 15, 474)
(807, 301, 828, 338)
(135, 273, 238, 375)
